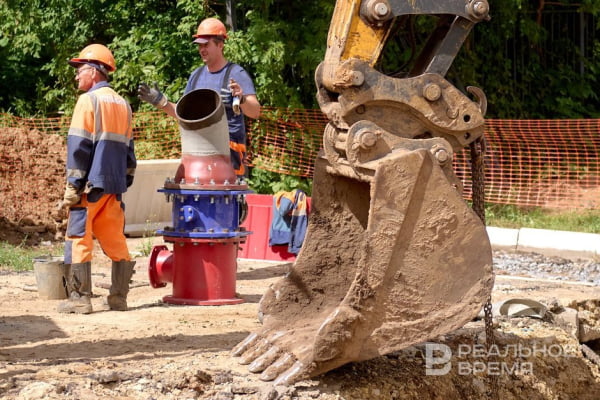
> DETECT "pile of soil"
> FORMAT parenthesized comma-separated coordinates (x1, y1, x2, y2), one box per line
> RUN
(0, 127, 66, 245)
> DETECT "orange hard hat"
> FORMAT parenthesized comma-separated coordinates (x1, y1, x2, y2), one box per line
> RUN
(192, 17, 228, 41)
(68, 44, 116, 72)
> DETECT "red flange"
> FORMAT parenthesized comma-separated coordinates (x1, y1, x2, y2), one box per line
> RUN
(150, 237, 244, 306)
(148, 245, 173, 288)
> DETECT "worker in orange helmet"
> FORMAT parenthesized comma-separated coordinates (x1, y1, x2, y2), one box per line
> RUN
(138, 17, 261, 177)
(58, 44, 137, 314)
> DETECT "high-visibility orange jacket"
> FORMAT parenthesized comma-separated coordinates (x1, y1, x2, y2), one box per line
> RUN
(66, 82, 136, 193)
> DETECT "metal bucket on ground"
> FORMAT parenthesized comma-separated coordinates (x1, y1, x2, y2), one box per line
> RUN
(33, 256, 69, 300)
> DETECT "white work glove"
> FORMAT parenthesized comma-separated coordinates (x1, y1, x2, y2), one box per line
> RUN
(138, 82, 168, 108)
(57, 183, 81, 210)
(232, 96, 241, 115)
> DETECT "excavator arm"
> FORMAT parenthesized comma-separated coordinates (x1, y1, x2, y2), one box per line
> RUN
(318, 0, 490, 172)
(321, 0, 490, 73)
(233, 0, 493, 385)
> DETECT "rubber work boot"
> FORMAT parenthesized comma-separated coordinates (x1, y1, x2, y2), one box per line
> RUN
(107, 260, 136, 311)
(57, 262, 93, 314)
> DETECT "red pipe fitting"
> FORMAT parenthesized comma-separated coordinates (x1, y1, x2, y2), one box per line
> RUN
(148, 238, 244, 305)
(148, 245, 173, 288)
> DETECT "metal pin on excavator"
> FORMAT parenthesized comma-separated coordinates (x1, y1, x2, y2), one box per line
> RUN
(233, 0, 494, 384)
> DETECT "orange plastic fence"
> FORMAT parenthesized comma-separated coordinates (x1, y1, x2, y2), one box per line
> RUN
(1, 109, 599, 212)
(456, 119, 600, 209)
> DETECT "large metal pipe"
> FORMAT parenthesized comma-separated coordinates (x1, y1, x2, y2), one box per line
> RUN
(174, 88, 237, 186)
(148, 88, 252, 305)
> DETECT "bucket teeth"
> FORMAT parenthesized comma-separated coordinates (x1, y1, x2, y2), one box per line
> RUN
(248, 346, 281, 373)
(231, 332, 259, 357)
(239, 338, 270, 365)
(272, 360, 307, 386)
(259, 353, 296, 382)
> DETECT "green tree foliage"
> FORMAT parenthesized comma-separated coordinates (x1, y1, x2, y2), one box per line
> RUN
(450, 0, 600, 118)
(0, 0, 226, 115)
(0, 0, 328, 116)
(230, 0, 333, 108)
(1, 0, 599, 118)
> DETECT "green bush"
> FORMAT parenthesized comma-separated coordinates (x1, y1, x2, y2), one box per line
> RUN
(247, 167, 312, 195)
(2, 1, 600, 118)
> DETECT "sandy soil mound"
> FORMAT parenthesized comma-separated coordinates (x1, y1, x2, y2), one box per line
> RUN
(0, 127, 66, 246)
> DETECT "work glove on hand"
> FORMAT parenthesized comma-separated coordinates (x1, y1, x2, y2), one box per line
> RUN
(138, 82, 168, 108)
(58, 183, 81, 210)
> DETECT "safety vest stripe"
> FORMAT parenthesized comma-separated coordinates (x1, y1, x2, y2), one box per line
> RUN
(66, 168, 87, 179)
(89, 92, 103, 138)
(67, 127, 131, 146)
(95, 131, 132, 145)
(68, 127, 93, 140)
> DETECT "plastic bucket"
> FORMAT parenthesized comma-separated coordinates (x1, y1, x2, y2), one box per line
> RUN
(33, 256, 69, 300)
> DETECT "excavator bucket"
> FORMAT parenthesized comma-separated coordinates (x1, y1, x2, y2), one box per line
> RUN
(233, 0, 494, 385)
(232, 150, 493, 384)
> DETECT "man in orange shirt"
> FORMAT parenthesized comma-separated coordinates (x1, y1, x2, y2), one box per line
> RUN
(58, 44, 137, 314)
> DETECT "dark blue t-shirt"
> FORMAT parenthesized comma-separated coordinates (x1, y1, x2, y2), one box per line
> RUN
(184, 63, 256, 144)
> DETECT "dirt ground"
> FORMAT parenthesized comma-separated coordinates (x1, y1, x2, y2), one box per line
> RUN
(1, 128, 600, 399)
(0, 237, 599, 400)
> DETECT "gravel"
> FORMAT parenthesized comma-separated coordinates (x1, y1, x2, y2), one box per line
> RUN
(493, 250, 600, 285)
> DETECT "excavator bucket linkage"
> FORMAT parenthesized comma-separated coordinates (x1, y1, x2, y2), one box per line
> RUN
(233, 0, 493, 385)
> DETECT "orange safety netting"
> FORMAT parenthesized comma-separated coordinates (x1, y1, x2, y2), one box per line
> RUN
(1, 109, 599, 211)
(455, 119, 600, 209)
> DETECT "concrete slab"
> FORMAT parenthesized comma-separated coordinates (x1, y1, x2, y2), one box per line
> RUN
(487, 226, 600, 259)
(517, 228, 600, 259)
(486, 226, 519, 251)
(123, 159, 179, 237)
